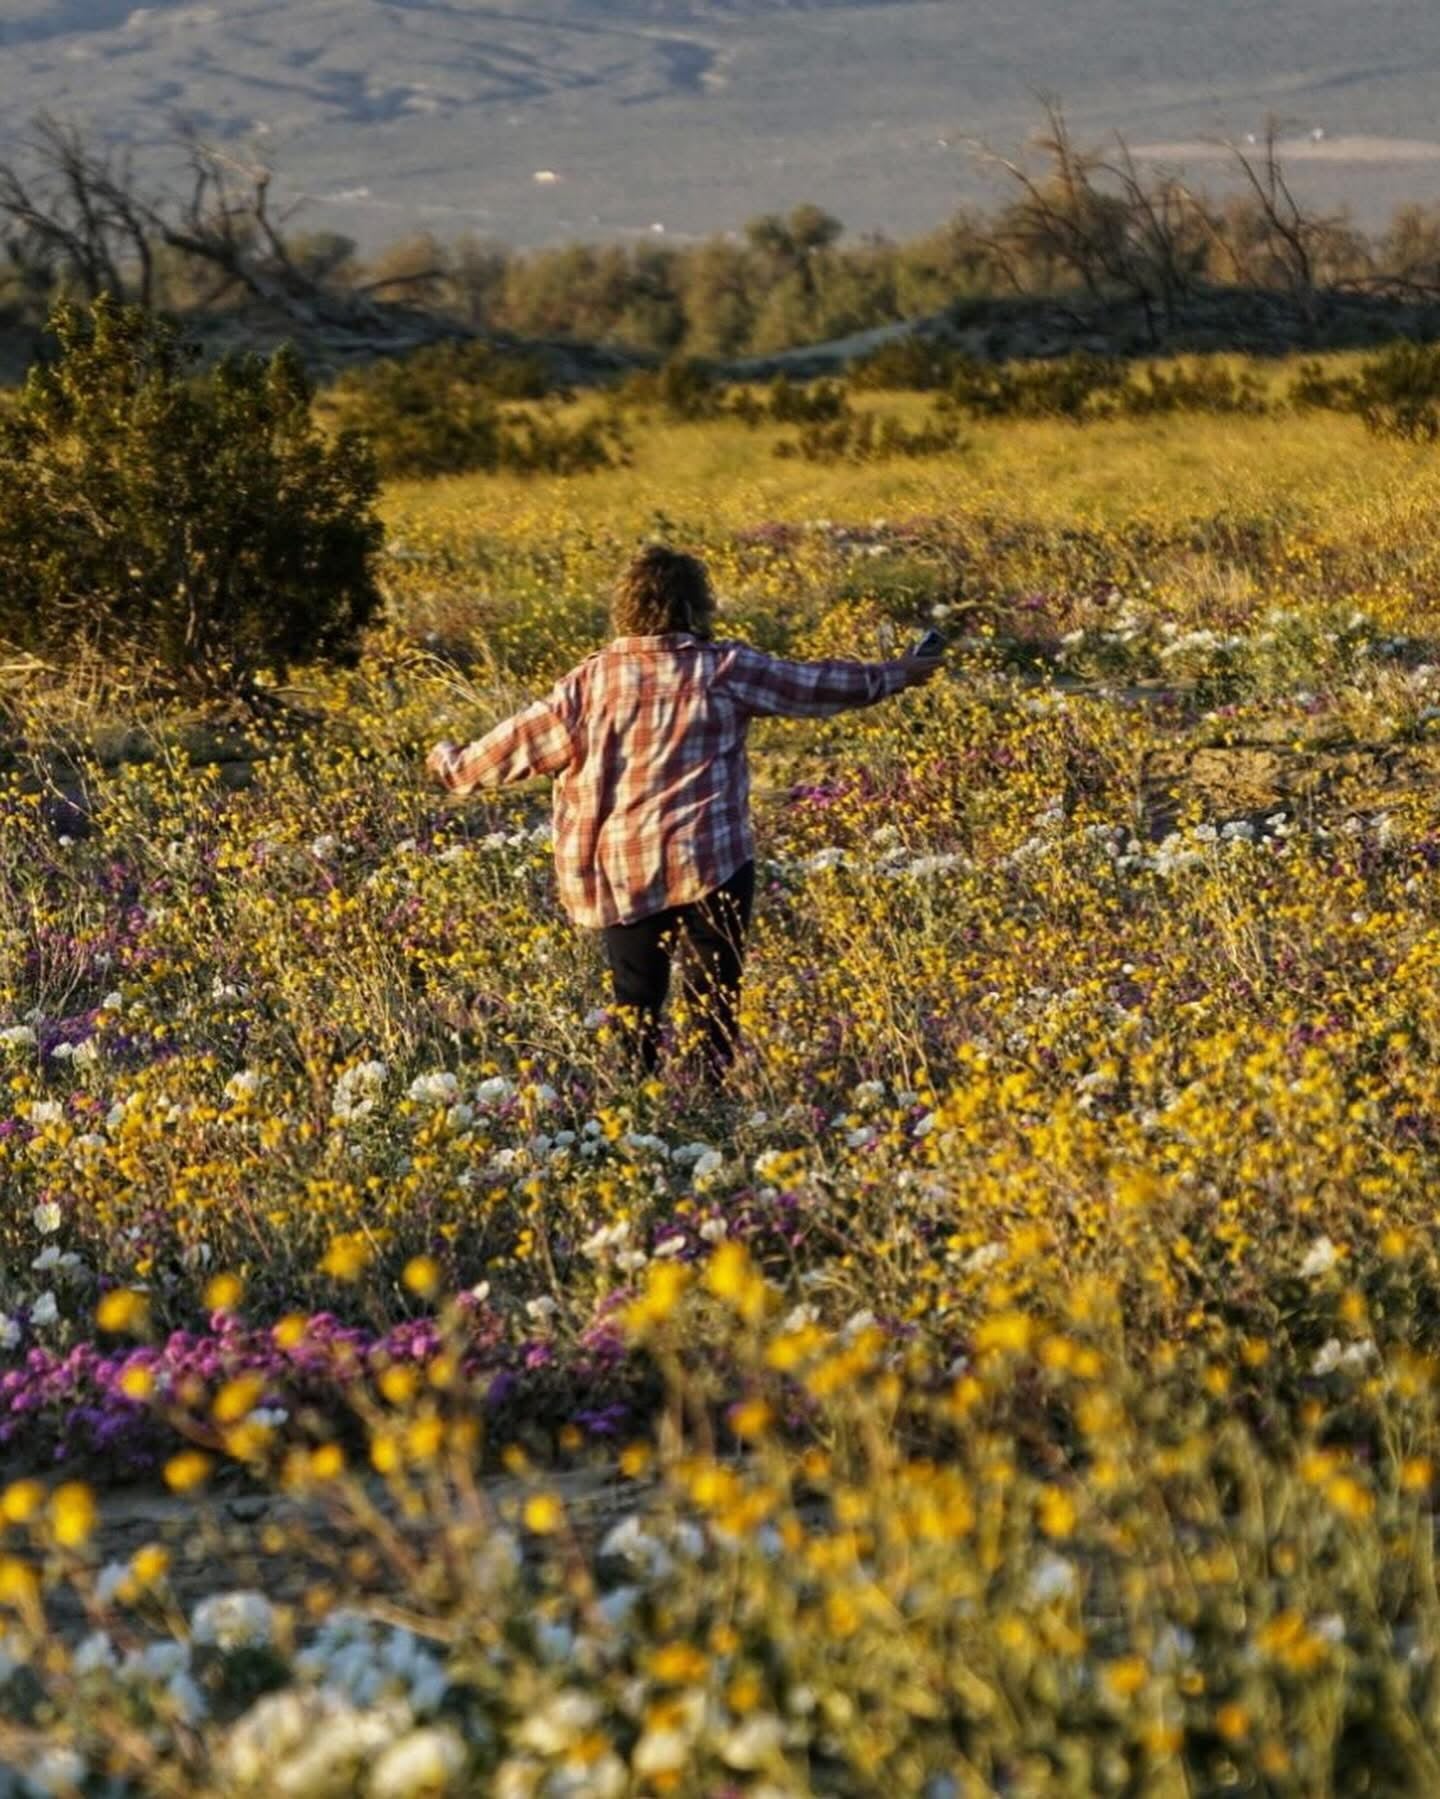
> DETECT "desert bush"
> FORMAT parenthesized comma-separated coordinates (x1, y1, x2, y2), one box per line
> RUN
(326, 339, 625, 477)
(613, 355, 728, 421)
(616, 364, 848, 428)
(846, 335, 957, 391)
(1290, 358, 1352, 411)
(1123, 358, 1270, 416)
(884, 351, 1274, 424)
(0, 297, 382, 693)
(1290, 341, 1440, 440)
(773, 411, 961, 464)
(763, 375, 849, 424)
(936, 350, 1130, 422)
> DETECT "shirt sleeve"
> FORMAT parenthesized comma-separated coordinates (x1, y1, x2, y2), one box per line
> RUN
(718, 642, 910, 720)
(433, 687, 577, 794)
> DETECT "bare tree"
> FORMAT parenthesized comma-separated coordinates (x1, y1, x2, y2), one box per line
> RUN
(355, 230, 450, 305)
(969, 97, 1202, 341)
(0, 115, 154, 309)
(150, 128, 374, 324)
(1214, 119, 1347, 321)
(1094, 137, 1214, 330)
(0, 117, 468, 352)
(970, 99, 1120, 299)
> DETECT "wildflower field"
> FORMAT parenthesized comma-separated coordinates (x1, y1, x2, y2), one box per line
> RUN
(8, 378, 1440, 1795)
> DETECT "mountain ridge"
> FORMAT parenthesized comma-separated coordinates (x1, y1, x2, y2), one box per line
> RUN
(1, 0, 1439, 248)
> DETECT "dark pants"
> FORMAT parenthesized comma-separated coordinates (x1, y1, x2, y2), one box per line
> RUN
(600, 860, 756, 1078)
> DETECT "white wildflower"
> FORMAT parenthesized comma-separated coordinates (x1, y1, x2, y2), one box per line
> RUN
(599, 1514, 675, 1580)
(517, 1690, 601, 1755)
(131, 1642, 190, 1682)
(719, 1714, 785, 1770)
(581, 1221, 631, 1260)
(332, 1060, 389, 1123)
(191, 1590, 274, 1651)
(26, 1748, 88, 1795)
(71, 1632, 117, 1676)
(1300, 1236, 1339, 1278)
(1026, 1552, 1078, 1605)
(407, 1070, 459, 1106)
(633, 1730, 692, 1777)
(167, 1669, 208, 1723)
(368, 1726, 466, 1797)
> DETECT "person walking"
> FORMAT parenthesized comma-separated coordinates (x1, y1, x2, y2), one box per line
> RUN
(426, 545, 940, 1080)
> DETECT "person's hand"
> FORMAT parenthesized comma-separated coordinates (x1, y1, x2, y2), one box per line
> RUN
(895, 651, 943, 690)
(425, 739, 459, 784)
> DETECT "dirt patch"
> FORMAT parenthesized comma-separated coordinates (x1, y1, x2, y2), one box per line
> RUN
(33, 1470, 649, 1640)
(1140, 740, 1440, 838)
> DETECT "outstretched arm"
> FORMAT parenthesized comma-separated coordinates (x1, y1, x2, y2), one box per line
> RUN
(426, 693, 576, 795)
(720, 643, 940, 719)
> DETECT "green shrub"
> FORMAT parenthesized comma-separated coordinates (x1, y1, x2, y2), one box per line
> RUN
(0, 297, 382, 694)
(765, 374, 849, 423)
(617, 363, 848, 427)
(1290, 342, 1440, 439)
(613, 355, 727, 421)
(847, 336, 957, 391)
(1123, 358, 1270, 416)
(773, 410, 961, 464)
(1290, 358, 1353, 411)
(1351, 342, 1440, 441)
(937, 351, 1130, 422)
(327, 339, 624, 477)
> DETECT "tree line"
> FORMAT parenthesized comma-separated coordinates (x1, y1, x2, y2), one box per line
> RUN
(8, 105, 1440, 359)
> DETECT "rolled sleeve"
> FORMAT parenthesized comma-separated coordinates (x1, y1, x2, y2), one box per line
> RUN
(719, 643, 909, 719)
(439, 688, 577, 794)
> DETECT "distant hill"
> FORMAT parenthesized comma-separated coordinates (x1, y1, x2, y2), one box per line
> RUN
(1, 0, 1439, 248)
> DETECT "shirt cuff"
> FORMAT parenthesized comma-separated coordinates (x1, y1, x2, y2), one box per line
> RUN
(433, 744, 470, 791)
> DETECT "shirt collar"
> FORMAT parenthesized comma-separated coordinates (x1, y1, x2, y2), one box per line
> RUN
(608, 633, 701, 650)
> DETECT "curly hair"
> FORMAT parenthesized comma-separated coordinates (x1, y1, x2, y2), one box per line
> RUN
(612, 545, 716, 639)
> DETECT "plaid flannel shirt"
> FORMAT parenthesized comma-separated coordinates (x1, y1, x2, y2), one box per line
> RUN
(431, 634, 910, 928)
